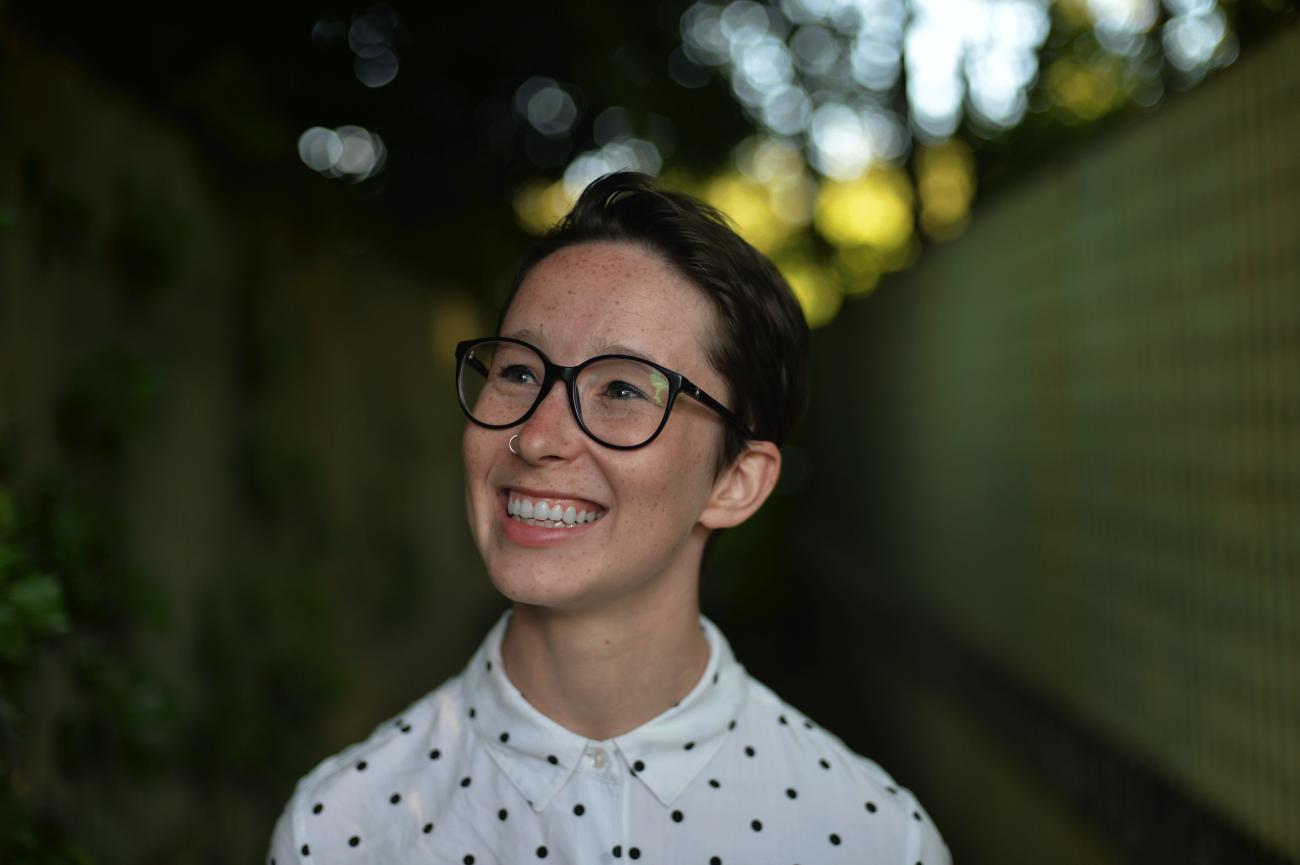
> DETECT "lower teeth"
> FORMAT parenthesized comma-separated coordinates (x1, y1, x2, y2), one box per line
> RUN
(511, 515, 582, 528)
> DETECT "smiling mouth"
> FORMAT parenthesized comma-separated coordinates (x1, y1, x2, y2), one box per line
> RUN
(504, 490, 607, 528)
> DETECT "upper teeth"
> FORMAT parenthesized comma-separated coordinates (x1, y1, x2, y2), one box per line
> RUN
(507, 493, 605, 526)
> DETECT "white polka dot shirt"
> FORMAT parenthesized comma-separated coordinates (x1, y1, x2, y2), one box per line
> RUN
(268, 613, 951, 865)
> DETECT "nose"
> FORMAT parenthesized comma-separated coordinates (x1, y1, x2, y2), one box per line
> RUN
(512, 377, 583, 462)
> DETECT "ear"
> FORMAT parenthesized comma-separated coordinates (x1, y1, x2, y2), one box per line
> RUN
(699, 440, 782, 531)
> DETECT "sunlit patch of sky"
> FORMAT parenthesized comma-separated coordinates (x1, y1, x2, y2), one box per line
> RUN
(677, 0, 1235, 173)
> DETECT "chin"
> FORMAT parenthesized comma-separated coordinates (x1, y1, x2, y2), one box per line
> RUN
(484, 557, 597, 610)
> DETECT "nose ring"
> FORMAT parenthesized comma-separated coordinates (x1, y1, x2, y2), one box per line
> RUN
(508, 434, 520, 455)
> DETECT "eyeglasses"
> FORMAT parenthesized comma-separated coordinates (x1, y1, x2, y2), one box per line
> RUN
(455, 337, 754, 450)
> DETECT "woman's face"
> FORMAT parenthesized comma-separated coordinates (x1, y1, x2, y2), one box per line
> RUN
(462, 241, 730, 612)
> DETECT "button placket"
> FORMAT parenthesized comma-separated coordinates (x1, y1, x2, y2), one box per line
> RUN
(588, 748, 609, 770)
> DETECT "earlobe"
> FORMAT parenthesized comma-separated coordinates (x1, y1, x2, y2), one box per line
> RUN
(700, 441, 783, 530)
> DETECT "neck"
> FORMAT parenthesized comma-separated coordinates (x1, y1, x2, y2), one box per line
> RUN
(500, 590, 710, 741)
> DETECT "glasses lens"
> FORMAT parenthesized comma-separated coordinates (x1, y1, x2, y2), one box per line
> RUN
(459, 340, 544, 427)
(576, 358, 672, 447)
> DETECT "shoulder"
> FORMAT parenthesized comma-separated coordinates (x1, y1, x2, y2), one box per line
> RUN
(739, 676, 952, 865)
(267, 674, 469, 865)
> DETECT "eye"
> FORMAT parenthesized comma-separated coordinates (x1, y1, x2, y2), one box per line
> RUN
(498, 364, 538, 384)
(604, 380, 645, 400)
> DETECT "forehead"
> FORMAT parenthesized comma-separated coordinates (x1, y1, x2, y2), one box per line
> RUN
(502, 242, 717, 372)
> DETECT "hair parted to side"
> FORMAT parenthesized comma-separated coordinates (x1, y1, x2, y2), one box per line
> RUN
(503, 171, 809, 475)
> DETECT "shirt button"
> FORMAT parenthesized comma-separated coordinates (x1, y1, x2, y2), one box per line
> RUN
(586, 747, 608, 769)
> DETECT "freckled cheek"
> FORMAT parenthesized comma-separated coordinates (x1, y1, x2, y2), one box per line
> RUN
(461, 430, 496, 516)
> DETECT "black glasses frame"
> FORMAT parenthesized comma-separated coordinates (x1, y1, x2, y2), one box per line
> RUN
(455, 337, 755, 450)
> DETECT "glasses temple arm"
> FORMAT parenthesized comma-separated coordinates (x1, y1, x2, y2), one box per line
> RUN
(682, 382, 758, 440)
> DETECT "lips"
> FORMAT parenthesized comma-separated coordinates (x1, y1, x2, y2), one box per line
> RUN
(501, 487, 606, 512)
(496, 487, 605, 546)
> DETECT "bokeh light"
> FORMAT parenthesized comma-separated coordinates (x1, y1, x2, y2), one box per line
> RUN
(516, 77, 581, 138)
(504, 0, 1249, 330)
(778, 254, 843, 328)
(681, 0, 1054, 167)
(563, 138, 662, 201)
(916, 138, 975, 241)
(297, 125, 387, 181)
(513, 180, 571, 235)
(348, 4, 407, 89)
(814, 168, 914, 254)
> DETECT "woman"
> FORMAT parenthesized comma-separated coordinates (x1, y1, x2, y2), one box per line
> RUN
(269, 173, 950, 865)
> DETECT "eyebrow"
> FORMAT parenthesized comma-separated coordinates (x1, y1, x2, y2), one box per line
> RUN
(588, 339, 663, 365)
(502, 328, 664, 367)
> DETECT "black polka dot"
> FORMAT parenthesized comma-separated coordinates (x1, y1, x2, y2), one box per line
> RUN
(803, 719, 814, 729)
(400, 724, 412, 733)
(460, 776, 472, 788)
(683, 741, 695, 750)
(712, 672, 719, 684)
(629, 849, 640, 860)
(348, 836, 360, 847)
(866, 801, 878, 813)
(819, 758, 831, 770)
(312, 803, 323, 814)
(536, 846, 548, 858)
(751, 819, 763, 831)
(633, 760, 645, 772)
(728, 720, 736, 730)
(672, 809, 684, 822)
(830, 833, 841, 845)
(613, 845, 623, 858)
(463, 856, 474, 865)
(708, 778, 720, 788)
(301, 845, 310, 856)
(913, 810, 923, 821)
(423, 822, 433, 833)
(547, 755, 559, 765)
(469, 708, 477, 719)
(498, 808, 508, 821)
(390, 793, 401, 805)
(429, 749, 441, 760)
(486, 660, 492, 671)
(711, 858, 722, 865)
(499, 732, 510, 743)
(744, 746, 755, 757)
(778, 714, 788, 725)
(573, 803, 585, 816)
(887, 785, 898, 794)
(356, 761, 367, 771)
(786, 788, 798, 799)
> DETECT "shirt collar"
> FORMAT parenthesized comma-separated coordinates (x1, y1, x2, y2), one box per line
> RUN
(460, 610, 749, 811)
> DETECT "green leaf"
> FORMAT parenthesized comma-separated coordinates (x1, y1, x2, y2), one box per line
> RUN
(8, 573, 70, 638)
(0, 485, 15, 536)
(0, 543, 22, 580)
(0, 605, 26, 661)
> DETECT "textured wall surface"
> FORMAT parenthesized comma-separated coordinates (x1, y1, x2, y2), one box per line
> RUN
(0, 32, 500, 863)
(799, 23, 1300, 863)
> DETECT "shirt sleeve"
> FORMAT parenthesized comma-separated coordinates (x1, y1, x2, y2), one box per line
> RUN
(904, 790, 952, 865)
(267, 792, 305, 865)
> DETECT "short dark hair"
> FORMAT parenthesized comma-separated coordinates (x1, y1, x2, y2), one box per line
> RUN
(503, 172, 809, 475)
